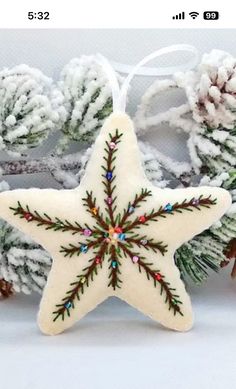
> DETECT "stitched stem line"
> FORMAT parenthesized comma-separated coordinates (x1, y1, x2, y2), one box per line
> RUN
(126, 235, 168, 256)
(10, 201, 85, 234)
(83, 191, 108, 230)
(53, 242, 107, 321)
(102, 130, 123, 226)
(119, 188, 152, 227)
(60, 236, 104, 257)
(119, 243, 183, 316)
(124, 195, 217, 232)
(108, 244, 122, 290)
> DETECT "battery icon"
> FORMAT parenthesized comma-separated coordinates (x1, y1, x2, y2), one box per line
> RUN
(203, 11, 219, 20)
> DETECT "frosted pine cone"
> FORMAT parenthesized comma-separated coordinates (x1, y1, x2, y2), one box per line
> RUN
(177, 50, 236, 129)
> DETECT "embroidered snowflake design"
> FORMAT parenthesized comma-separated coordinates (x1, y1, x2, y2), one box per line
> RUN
(10, 129, 216, 322)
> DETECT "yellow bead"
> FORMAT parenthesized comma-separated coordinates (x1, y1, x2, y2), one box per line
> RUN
(80, 277, 86, 284)
(109, 227, 115, 235)
(91, 207, 98, 215)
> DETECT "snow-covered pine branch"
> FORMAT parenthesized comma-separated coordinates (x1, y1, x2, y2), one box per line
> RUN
(0, 65, 66, 156)
(134, 78, 194, 136)
(0, 220, 51, 294)
(138, 140, 193, 187)
(56, 55, 114, 153)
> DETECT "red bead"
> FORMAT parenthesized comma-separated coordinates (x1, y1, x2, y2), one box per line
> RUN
(24, 212, 33, 221)
(95, 256, 102, 264)
(139, 216, 146, 223)
(114, 227, 123, 233)
(155, 273, 162, 281)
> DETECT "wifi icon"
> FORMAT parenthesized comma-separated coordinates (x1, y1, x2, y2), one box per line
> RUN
(189, 11, 199, 19)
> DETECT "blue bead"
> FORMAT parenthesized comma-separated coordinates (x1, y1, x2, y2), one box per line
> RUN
(106, 171, 113, 181)
(164, 203, 173, 212)
(80, 244, 88, 253)
(118, 233, 126, 241)
(65, 301, 72, 309)
(128, 206, 135, 213)
(111, 260, 117, 268)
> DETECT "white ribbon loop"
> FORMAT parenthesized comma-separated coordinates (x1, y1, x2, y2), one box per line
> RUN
(97, 44, 199, 113)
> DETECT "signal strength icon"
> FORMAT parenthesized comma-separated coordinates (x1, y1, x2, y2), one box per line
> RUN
(172, 12, 185, 20)
(189, 11, 199, 19)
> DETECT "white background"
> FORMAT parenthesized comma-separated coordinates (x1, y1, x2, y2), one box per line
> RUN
(0, 29, 236, 389)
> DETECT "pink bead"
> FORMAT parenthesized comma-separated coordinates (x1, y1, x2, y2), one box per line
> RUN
(109, 142, 116, 150)
(107, 197, 113, 205)
(132, 255, 139, 263)
(83, 228, 92, 237)
(192, 198, 200, 206)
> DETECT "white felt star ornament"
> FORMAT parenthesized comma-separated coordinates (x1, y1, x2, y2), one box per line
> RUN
(0, 46, 231, 335)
